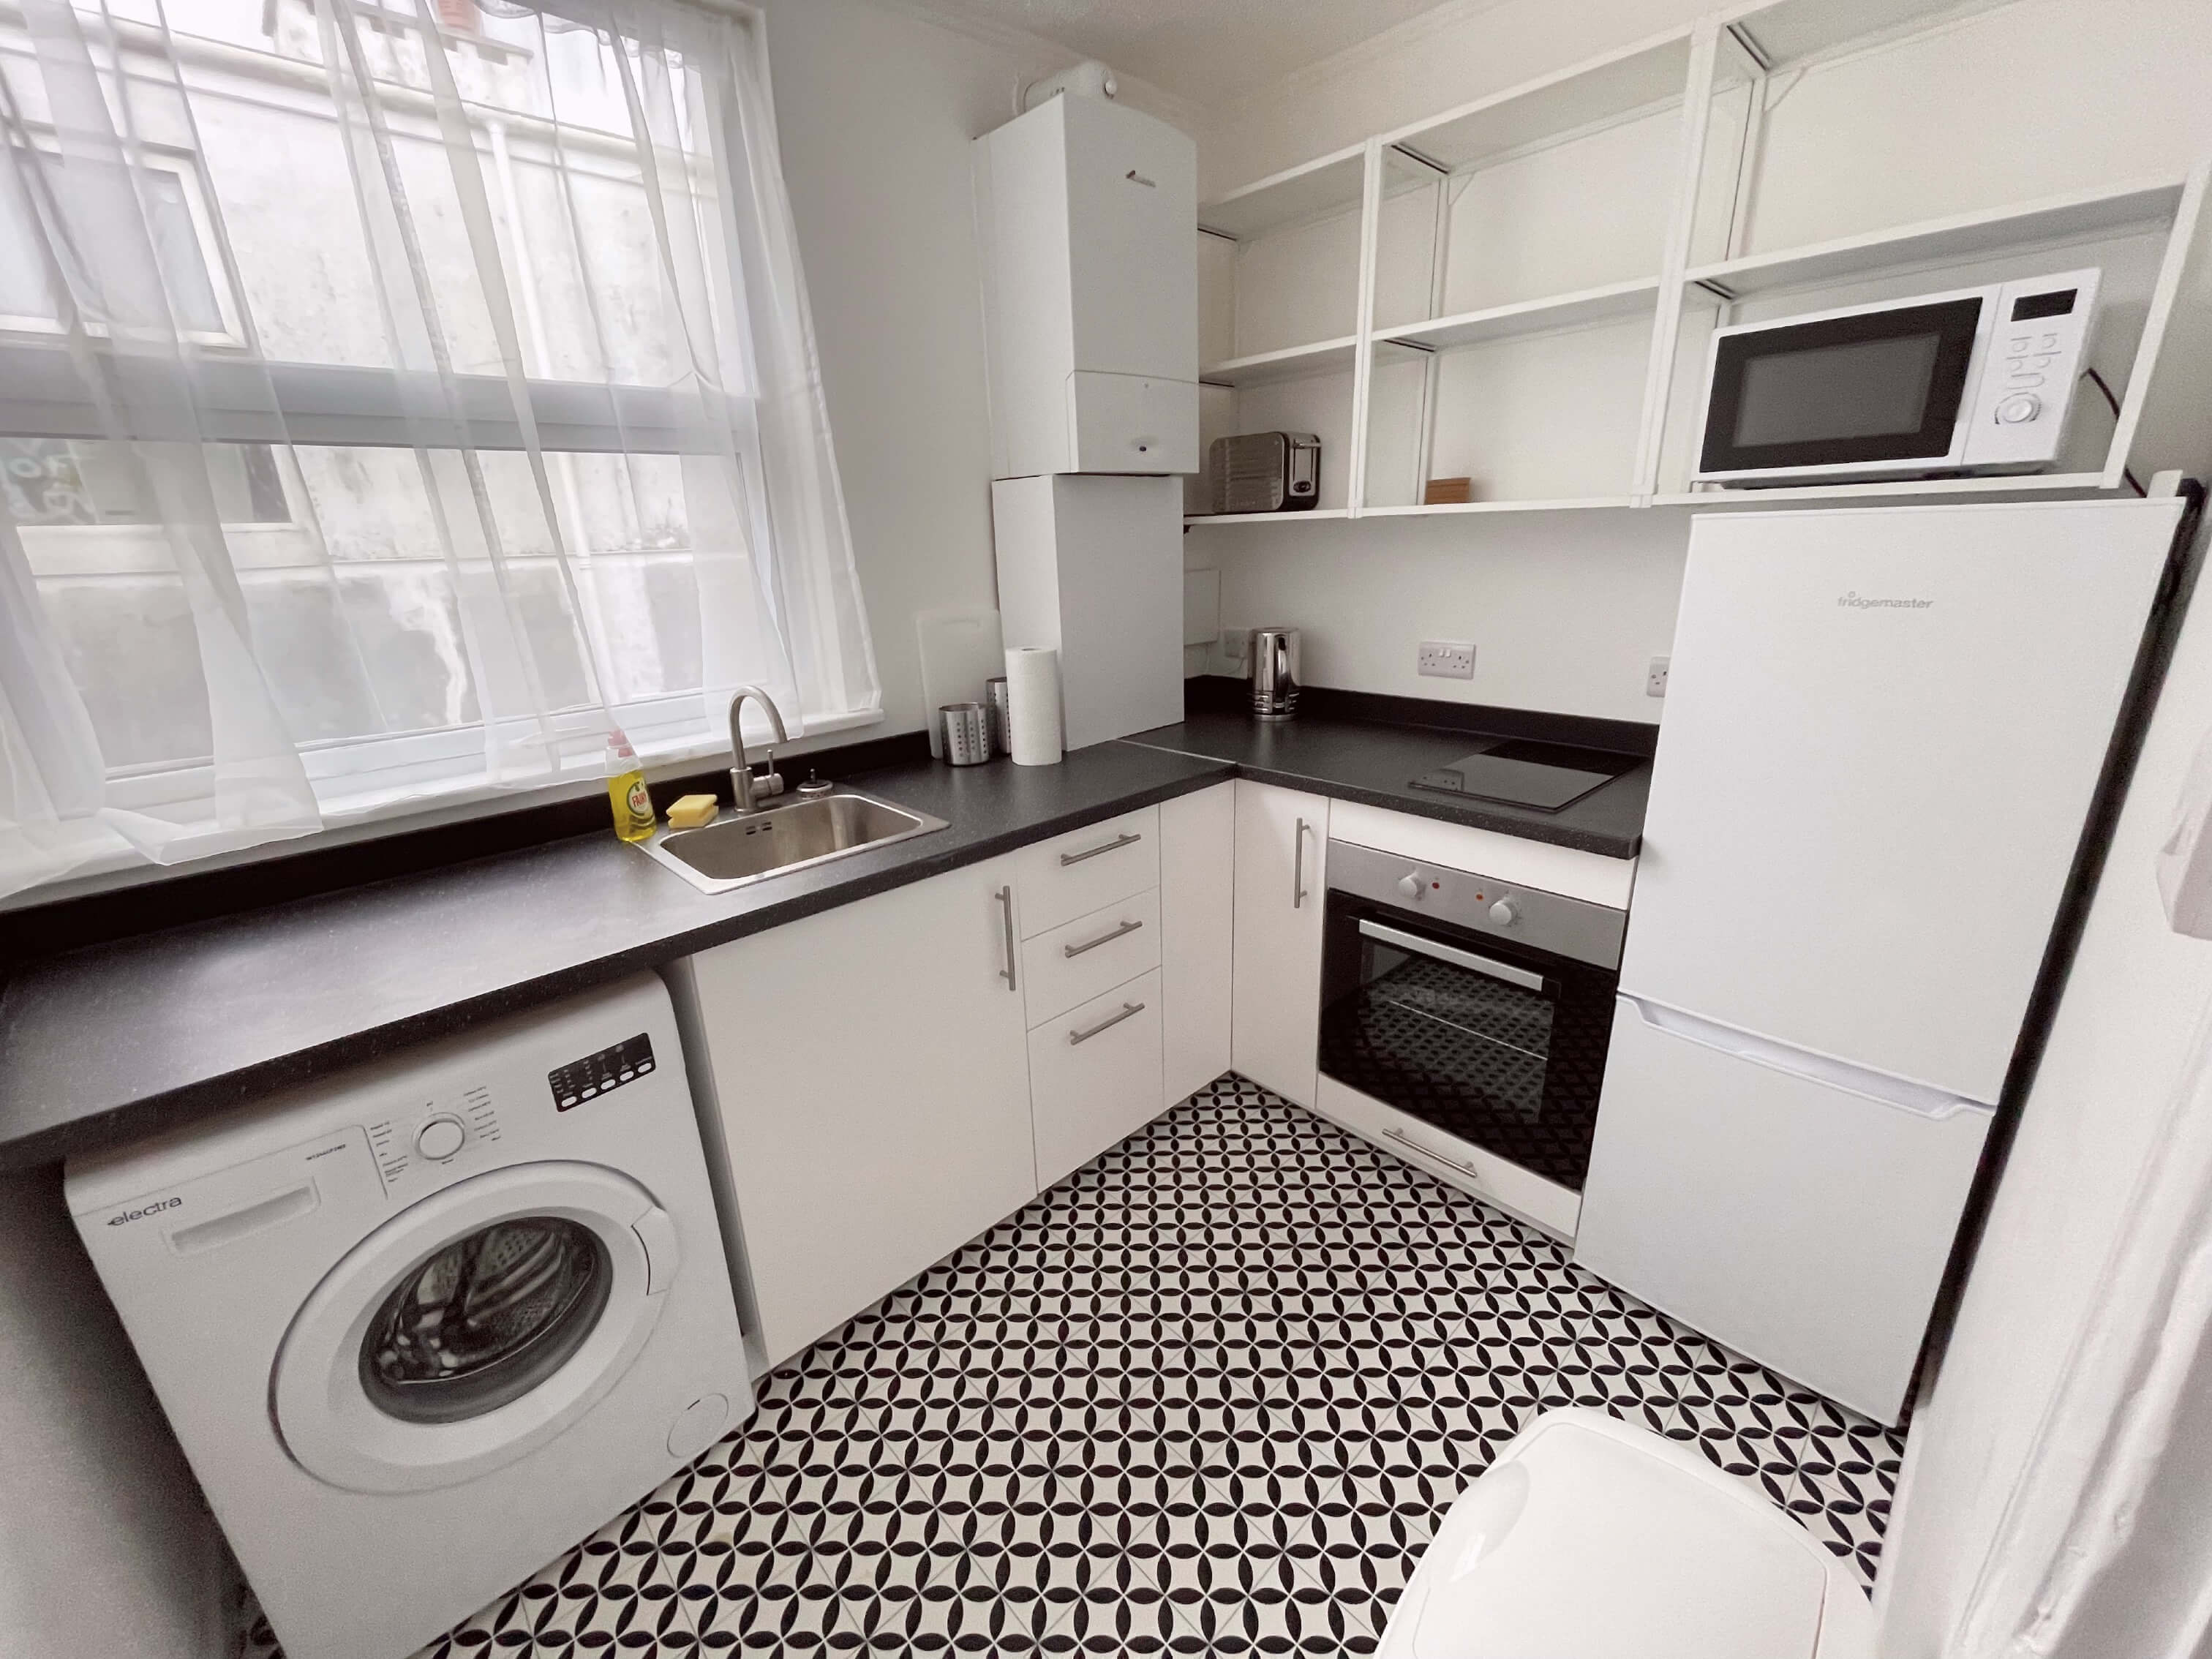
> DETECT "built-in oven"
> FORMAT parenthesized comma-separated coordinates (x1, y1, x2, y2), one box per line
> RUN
(1317, 839, 1626, 1238)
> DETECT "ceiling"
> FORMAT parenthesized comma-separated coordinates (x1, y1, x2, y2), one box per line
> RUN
(902, 0, 1465, 107)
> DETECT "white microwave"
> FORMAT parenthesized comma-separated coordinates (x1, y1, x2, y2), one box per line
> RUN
(1692, 268, 2100, 486)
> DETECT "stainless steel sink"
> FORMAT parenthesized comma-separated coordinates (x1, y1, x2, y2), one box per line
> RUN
(637, 789, 948, 895)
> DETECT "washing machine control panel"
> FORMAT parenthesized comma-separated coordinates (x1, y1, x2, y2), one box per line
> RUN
(366, 1084, 502, 1195)
(547, 1033, 655, 1112)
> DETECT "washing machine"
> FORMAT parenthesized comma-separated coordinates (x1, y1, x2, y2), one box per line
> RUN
(67, 974, 751, 1659)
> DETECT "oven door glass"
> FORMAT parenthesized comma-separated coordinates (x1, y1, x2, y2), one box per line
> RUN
(1318, 895, 1617, 1191)
(1698, 295, 1985, 476)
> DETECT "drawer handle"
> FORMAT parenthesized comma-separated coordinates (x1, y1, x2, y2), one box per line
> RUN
(1060, 830, 1143, 867)
(1069, 1001, 1146, 1045)
(1382, 1126, 1483, 1180)
(1064, 917, 1143, 958)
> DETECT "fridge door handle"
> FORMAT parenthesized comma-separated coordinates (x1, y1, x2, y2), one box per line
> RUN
(1622, 996, 1987, 1121)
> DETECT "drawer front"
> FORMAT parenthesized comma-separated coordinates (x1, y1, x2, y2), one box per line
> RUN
(1014, 806, 1161, 936)
(1029, 969, 1165, 1188)
(1023, 888, 1162, 1028)
(1312, 1075, 1582, 1241)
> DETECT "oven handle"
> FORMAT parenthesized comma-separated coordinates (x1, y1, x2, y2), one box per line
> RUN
(1358, 919, 1548, 994)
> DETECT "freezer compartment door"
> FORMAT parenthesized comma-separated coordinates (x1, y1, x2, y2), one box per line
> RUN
(1574, 996, 1993, 1423)
(1625, 499, 2178, 1102)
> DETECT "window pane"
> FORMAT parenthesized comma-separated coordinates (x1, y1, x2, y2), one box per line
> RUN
(4, 440, 288, 526)
(40, 574, 214, 770)
(0, 154, 59, 320)
(141, 170, 226, 334)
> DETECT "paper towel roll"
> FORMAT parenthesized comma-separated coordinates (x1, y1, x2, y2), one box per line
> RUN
(1005, 647, 1063, 767)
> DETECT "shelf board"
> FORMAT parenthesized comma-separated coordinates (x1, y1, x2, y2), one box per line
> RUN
(1687, 176, 2187, 300)
(1374, 277, 1661, 353)
(1200, 145, 1366, 241)
(1363, 496, 1638, 517)
(1719, 0, 2018, 74)
(1652, 473, 2115, 507)
(1383, 28, 1693, 173)
(1200, 336, 1359, 388)
(1184, 508, 1353, 526)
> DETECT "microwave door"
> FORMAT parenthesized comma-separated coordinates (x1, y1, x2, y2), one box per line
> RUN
(1695, 295, 1988, 484)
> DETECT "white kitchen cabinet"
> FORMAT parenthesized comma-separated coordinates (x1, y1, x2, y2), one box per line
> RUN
(1230, 780, 1329, 1106)
(682, 857, 1036, 1369)
(1160, 782, 1234, 1105)
(1030, 969, 1167, 1188)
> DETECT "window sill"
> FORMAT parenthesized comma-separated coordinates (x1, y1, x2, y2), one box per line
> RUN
(4, 709, 888, 914)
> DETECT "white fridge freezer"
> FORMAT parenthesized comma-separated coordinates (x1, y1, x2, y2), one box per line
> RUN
(1575, 497, 2185, 1423)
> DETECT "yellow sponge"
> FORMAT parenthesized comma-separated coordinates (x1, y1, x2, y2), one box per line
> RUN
(666, 793, 719, 830)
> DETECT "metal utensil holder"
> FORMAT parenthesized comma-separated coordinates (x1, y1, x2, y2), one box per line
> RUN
(939, 702, 992, 766)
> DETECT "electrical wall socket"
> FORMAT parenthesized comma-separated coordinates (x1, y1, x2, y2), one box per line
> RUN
(1647, 656, 1670, 698)
(1418, 640, 1475, 680)
(1219, 629, 1250, 670)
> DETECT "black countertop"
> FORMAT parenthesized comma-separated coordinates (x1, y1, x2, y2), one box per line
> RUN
(0, 699, 1651, 1171)
(1122, 710, 1650, 859)
(0, 744, 1230, 1172)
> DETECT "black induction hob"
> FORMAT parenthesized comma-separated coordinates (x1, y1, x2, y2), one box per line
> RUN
(1410, 738, 1640, 812)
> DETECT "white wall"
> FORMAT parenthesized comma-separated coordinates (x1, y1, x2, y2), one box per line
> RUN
(1189, 507, 1691, 722)
(1873, 510, 2212, 1655)
(1189, 0, 2212, 720)
(759, 0, 1192, 751)
(0, 1167, 233, 1659)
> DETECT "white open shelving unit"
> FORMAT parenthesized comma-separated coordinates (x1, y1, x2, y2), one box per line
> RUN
(1187, 0, 2211, 527)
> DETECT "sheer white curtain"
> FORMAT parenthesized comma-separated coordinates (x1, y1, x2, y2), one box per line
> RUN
(0, 0, 876, 898)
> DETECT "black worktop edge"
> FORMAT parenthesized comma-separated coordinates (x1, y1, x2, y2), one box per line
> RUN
(0, 761, 1232, 1173)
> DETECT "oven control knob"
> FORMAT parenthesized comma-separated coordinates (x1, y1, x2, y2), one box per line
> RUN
(1489, 898, 1519, 927)
(1396, 872, 1427, 901)
(1995, 392, 2042, 424)
(415, 1115, 466, 1161)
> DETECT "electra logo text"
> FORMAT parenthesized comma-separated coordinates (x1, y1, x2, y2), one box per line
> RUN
(107, 1196, 181, 1227)
(1838, 591, 1934, 610)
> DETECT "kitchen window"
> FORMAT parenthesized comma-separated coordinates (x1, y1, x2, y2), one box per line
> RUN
(0, 0, 879, 899)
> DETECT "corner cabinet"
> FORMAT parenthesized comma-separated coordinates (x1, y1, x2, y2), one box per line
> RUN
(681, 855, 1037, 1369)
(1230, 780, 1330, 1105)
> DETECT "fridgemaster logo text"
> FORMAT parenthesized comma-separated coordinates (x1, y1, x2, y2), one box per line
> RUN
(108, 1196, 181, 1227)
(1838, 591, 1935, 609)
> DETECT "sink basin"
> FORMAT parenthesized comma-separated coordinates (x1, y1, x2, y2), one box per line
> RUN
(637, 789, 949, 895)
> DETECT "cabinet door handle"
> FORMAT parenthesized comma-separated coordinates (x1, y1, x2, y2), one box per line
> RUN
(1069, 1001, 1146, 1045)
(996, 886, 1017, 992)
(1064, 917, 1143, 958)
(1060, 830, 1143, 867)
(1293, 817, 1312, 909)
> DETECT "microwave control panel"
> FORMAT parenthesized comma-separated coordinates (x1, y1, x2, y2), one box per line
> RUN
(1960, 267, 2101, 470)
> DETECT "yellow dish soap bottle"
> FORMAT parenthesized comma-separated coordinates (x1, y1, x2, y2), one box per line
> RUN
(606, 730, 655, 843)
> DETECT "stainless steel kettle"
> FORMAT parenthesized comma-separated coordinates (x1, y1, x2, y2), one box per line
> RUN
(1250, 626, 1301, 721)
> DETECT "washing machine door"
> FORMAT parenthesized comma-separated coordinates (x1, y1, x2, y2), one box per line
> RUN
(272, 1161, 680, 1494)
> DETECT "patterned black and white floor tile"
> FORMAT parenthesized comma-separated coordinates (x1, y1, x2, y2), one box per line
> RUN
(241, 1075, 1903, 1657)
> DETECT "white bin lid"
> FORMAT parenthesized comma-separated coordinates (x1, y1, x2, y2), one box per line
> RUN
(1398, 1410, 1837, 1659)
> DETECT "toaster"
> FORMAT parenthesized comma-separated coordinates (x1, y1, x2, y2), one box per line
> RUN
(1206, 432, 1320, 515)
